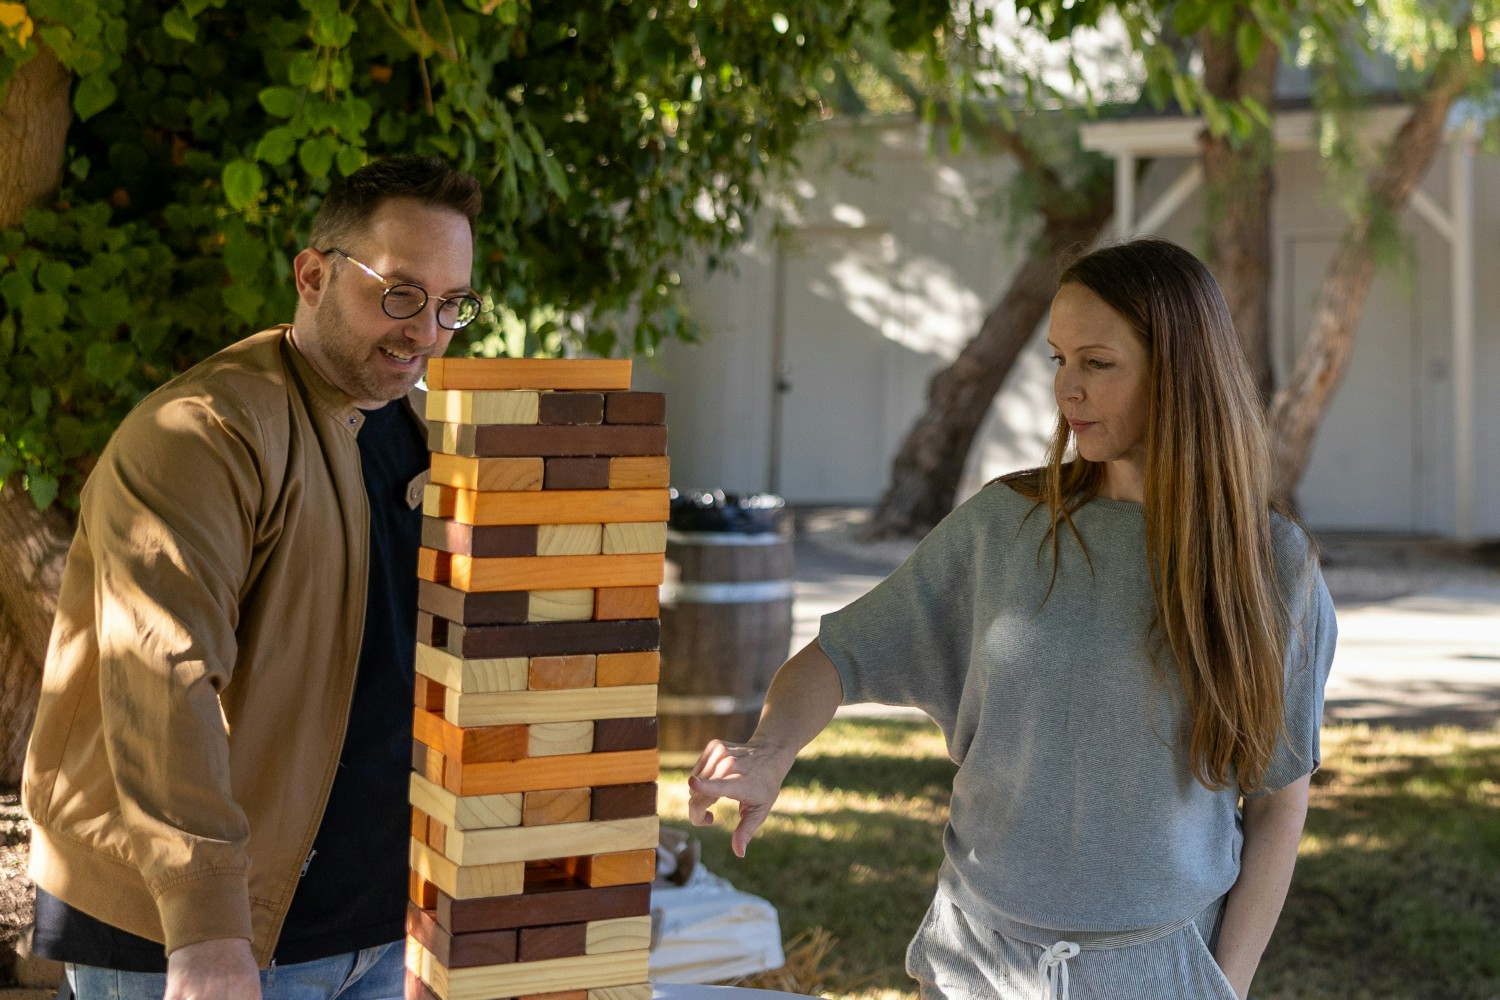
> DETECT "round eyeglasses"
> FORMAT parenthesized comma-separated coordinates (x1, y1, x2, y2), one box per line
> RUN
(318, 247, 482, 331)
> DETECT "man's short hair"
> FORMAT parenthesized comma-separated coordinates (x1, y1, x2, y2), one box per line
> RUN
(309, 155, 482, 248)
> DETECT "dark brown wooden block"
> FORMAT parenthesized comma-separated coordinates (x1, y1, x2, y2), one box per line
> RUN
(421, 518, 538, 558)
(404, 970, 439, 1000)
(407, 904, 517, 969)
(592, 716, 659, 753)
(591, 782, 657, 821)
(445, 619, 659, 659)
(430, 422, 667, 458)
(412, 739, 429, 774)
(543, 457, 611, 490)
(418, 580, 529, 626)
(603, 391, 666, 425)
(517, 921, 587, 961)
(414, 708, 529, 764)
(538, 392, 604, 425)
(435, 882, 651, 935)
(415, 612, 448, 650)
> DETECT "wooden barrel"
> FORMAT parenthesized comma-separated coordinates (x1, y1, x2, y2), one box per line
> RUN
(658, 528, 795, 753)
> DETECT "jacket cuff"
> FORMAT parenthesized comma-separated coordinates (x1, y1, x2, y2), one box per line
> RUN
(155, 871, 254, 955)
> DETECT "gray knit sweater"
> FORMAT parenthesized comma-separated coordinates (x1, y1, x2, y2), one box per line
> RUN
(819, 482, 1336, 934)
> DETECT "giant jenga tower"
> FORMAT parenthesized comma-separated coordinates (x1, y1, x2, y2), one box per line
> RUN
(406, 357, 667, 1000)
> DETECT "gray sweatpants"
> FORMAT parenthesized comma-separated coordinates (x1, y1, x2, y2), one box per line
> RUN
(906, 886, 1239, 1000)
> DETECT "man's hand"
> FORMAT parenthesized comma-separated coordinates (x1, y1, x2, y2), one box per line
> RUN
(165, 937, 260, 1000)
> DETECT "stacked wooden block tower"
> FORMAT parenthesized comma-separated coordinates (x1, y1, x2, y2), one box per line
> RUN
(406, 357, 668, 1000)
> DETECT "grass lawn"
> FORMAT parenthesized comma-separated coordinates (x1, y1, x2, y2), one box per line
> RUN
(658, 719, 1500, 1000)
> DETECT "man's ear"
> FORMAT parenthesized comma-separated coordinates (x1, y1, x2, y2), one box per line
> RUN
(293, 248, 328, 309)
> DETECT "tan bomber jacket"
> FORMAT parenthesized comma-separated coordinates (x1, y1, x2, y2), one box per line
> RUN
(23, 325, 427, 966)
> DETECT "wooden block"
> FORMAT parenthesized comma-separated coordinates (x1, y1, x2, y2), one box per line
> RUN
(536, 523, 603, 556)
(415, 709, 529, 764)
(607, 456, 669, 489)
(423, 483, 457, 518)
(592, 717, 659, 753)
(440, 815, 658, 868)
(416, 611, 449, 649)
(527, 589, 594, 623)
(573, 850, 656, 888)
(527, 655, 596, 691)
(422, 519, 538, 558)
(410, 870, 438, 910)
(406, 968, 440, 1000)
(419, 581, 529, 626)
(602, 392, 665, 425)
(526, 721, 594, 758)
(428, 815, 448, 855)
(427, 389, 540, 425)
(418, 945, 650, 1000)
(426, 358, 632, 391)
(590, 783, 656, 822)
(593, 587, 659, 621)
(431, 423, 667, 459)
(448, 555, 662, 594)
(417, 550, 451, 584)
(416, 643, 528, 695)
(518, 921, 587, 961)
(445, 619, 659, 660)
(437, 487, 668, 527)
(589, 986, 652, 1000)
(408, 904, 518, 969)
(430, 453, 545, 492)
(445, 685, 657, 729)
(522, 787, 591, 827)
(601, 522, 666, 555)
(525, 992, 587, 1000)
(538, 391, 604, 425)
(411, 771, 523, 831)
(436, 882, 651, 934)
(412, 739, 429, 775)
(410, 839, 524, 900)
(543, 457, 610, 489)
(414, 675, 448, 713)
(594, 652, 659, 687)
(442, 748, 659, 798)
(585, 916, 653, 955)
(422, 745, 447, 786)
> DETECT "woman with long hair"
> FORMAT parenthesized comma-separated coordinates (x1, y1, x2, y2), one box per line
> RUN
(688, 237, 1336, 999)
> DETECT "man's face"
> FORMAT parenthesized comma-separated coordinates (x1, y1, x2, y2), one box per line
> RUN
(294, 197, 474, 408)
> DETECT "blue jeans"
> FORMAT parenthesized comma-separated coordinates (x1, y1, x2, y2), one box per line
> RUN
(66, 941, 404, 1000)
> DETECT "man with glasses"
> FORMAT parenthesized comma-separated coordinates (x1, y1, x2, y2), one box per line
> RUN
(25, 156, 483, 1000)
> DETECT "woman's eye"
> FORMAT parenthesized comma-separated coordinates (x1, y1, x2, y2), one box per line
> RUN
(1089, 359, 1113, 370)
(1048, 354, 1063, 366)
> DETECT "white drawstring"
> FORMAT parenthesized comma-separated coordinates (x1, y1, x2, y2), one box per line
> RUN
(1038, 940, 1080, 1000)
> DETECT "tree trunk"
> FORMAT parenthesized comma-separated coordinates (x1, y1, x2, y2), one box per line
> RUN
(0, 45, 71, 226)
(865, 197, 1113, 538)
(1199, 20, 1279, 403)
(1267, 53, 1478, 503)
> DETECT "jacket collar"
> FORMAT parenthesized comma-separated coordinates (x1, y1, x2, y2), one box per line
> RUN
(279, 324, 430, 437)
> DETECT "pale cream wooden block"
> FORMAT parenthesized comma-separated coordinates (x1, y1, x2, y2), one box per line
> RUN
(536, 522, 603, 556)
(601, 522, 667, 555)
(405, 935, 424, 976)
(409, 772, 521, 831)
(526, 720, 593, 758)
(527, 589, 594, 623)
(426, 389, 540, 425)
(445, 684, 657, 728)
(422, 483, 454, 518)
(589, 986, 653, 1000)
(585, 916, 654, 955)
(444, 815, 658, 867)
(415, 644, 527, 694)
(419, 945, 649, 1000)
(408, 839, 522, 899)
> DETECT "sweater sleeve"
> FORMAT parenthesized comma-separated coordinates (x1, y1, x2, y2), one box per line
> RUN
(83, 386, 264, 950)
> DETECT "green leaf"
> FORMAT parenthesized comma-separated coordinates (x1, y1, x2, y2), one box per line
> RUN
(254, 125, 298, 165)
(258, 85, 298, 118)
(30, 386, 50, 419)
(222, 283, 265, 323)
(297, 136, 334, 178)
(85, 341, 135, 388)
(36, 260, 73, 296)
(27, 473, 59, 511)
(163, 6, 197, 42)
(21, 291, 67, 330)
(335, 144, 365, 176)
(73, 71, 117, 120)
(222, 159, 264, 209)
(1236, 17, 1264, 70)
(537, 152, 570, 200)
(1173, 1, 1211, 39)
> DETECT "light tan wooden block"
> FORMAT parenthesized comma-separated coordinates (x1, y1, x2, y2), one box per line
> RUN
(415, 644, 528, 694)
(426, 357, 633, 392)
(527, 589, 594, 623)
(522, 787, 591, 826)
(449, 488, 668, 526)
(422, 745, 447, 786)
(429, 453, 545, 492)
(406, 933, 425, 975)
(607, 456, 669, 489)
(409, 772, 522, 831)
(426, 389, 541, 425)
(536, 523, 603, 556)
(585, 916, 653, 955)
(601, 522, 666, 555)
(526, 720, 594, 757)
(445, 685, 657, 728)
(448, 749, 659, 797)
(594, 652, 660, 687)
(420, 945, 649, 1000)
(589, 986, 652, 1000)
(422, 483, 457, 518)
(409, 839, 523, 899)
(528, 655, 596, 690)
(442, 815, 658, 867)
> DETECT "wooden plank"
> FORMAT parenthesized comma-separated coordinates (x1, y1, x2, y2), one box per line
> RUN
(585, 916, 653, 955)
(408, 904, 517, 969)
(440, 816, 658, 867)
(422, 520, 538, 558)
(543, 457, 610, 490)
(443, 749, 659, 798)
(518, 921, 587, 962)
(592, 717, 659, 753)
(445, 619, 659, 660)
(410, 870, 437, 910)
(427, 389, 540, 425)
(435, 882, 650, 935)
(423, 483, 457, 518)
(415, 644, 527, 694)
(413, 708, 528, 764)
(418, 581, 529, 626)
(573, 849, 656, 888)
(606, 456, 670, 490)
(588, 986, 652, 1000)
(527, 589, 594, 623)
(602, 392, 665, 425)
(601, 522, 666, 555)
(526, 721, 594, 758)
(414, 675, 447, 713)
(594, 652, 659, 687)
(417, 550, 451, 584)
(417, 612, 449, 649)
(535, 523, 603, 557)
(429, 454, 544, 492)
(432, 487, 668, 527)
(426, 358, 633, 392)
(592, 587, 659, 622)
(410, 772, 522, 831)
(527, 655, 596, 691)
(522, 787, 591, 827)
(525, 991, 587, 1000)
(447, 554, 662, 594)
(410, 839, 523, 900)
(538, 391, 605, 425)
(430, 423, 667, 459)
(417, 945, 650, 1000)
(444, 685, 657, 728)
(421, 744, 447, 787)
(590, 783, 656, 822)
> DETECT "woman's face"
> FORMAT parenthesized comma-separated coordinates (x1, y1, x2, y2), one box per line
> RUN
(1047, 283, 1151, 502)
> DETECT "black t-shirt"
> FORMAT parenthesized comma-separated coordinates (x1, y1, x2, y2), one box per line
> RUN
(33, 399, 427, 969)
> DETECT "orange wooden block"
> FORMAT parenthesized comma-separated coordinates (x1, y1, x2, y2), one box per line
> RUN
(446, 749, 659, 797)
(607, 456, 670, 489)
(447, 553, 663, 593)
(414, 675, 448, 713)
(528, 655, 597, 690)
(566, 849, 657, 888)
(413, 708, 528, 764)
(428, 816, 447, 855)
(434, 487, 669, 527)
(416, 548, 451, 583)
(411, 806, 429, 841)
(523, 787, 592, 826)
(409, 870, 437, 909)
(595, 652, 660, 687)
(593, 586, 659, 621)
(426, 357, 633, 391)
(429, 453, 545, 492)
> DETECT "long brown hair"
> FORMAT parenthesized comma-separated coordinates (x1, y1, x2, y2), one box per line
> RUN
(1012, 237, 1289, 793)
